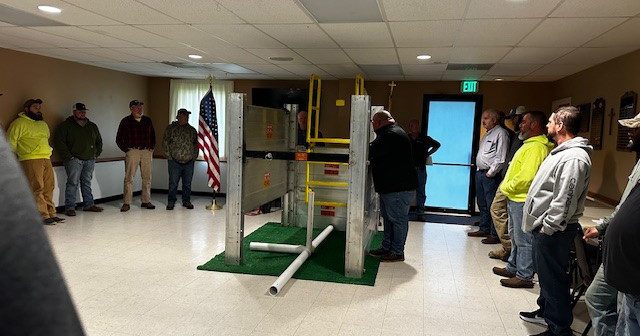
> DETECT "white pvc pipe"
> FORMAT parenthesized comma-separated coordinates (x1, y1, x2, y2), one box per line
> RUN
(306, 191, 315, 250)
(249, 242, 305, 254)
(269, 249, 311, 295)
(312, 225, 334, 249)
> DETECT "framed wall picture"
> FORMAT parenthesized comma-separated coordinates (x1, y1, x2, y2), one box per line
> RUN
(617, 91, 638, 151)
(578, 103, 592, 134)
(590, 98, 605, 150)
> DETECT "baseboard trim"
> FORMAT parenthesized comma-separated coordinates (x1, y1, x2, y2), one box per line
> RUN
(587, 191, 618, 207)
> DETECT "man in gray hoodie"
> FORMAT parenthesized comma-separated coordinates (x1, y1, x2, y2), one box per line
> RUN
(519, 106, 592, 336)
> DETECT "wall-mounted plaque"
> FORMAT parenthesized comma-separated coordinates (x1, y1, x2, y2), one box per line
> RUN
(578, 103, 592, 133)
(590, 98, 605, 150)
(617, 91, 638, 151)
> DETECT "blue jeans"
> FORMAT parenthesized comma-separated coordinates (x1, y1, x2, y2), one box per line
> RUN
(505, 201, 534, 280)
(416, 167, 427, 208)
(585, 264, 618, 336)
(63, 158, 95, 210)
(379, 191, 414, 255)
(168, 159, 195, 205)
(533, 223, 582, 336)
(617, 293, 640, 336)
(475, 170, 500, 236)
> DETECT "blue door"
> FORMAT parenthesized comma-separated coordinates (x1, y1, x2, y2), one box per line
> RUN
(422, 95, 481, 213)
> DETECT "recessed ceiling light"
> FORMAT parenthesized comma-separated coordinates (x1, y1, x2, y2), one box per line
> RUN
(37, 5, 62, 13)
(269, 56, 294, 62)
(417, 54, 432, 60)
(188, 54, 203, 59)
(494, 78, 504, 81)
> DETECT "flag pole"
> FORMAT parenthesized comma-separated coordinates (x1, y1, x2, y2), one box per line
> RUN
(205, 74, 223, 211)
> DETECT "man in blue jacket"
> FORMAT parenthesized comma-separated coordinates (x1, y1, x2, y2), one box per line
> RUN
(368, 110, 417, 262)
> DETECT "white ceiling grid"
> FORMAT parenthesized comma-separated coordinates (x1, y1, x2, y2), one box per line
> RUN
(0, 0, 638, 81)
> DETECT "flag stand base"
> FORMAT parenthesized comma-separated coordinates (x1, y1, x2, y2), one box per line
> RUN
(206, 201, 223, 211)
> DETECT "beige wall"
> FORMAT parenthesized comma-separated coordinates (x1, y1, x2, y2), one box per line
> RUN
(553, 49, 640, 202)
(0, 47, 149, 161)
(146, 77, 171, 156)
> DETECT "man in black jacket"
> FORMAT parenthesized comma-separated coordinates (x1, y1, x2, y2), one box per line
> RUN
(368, 110, 417, 262)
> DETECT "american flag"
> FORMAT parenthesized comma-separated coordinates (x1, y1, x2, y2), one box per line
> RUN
(198, 87, 220, 191)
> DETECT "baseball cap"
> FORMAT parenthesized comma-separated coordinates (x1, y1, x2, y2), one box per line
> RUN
(129, 100, 144, 108)
(505, 106, 526, 119)
(73, 102, 88, 111)
(619, 113, 640, 129)
(177, 108, 191, 116)
(23, 98, 43, 109)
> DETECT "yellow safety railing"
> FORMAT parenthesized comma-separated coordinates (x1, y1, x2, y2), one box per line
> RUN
(355, 74, 367, 95)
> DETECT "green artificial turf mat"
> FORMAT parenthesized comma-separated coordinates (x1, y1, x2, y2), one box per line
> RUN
(197, 222, 383, 286)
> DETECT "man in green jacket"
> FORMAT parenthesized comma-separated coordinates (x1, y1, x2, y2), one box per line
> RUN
(54, 103, 103, 217)
(7, 98, 64, 225)
(492, 111, 553, 288)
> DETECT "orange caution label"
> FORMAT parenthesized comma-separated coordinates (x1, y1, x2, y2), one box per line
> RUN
(320, 206, 336, 217)
(263, 172, 271, 187)
(295, 152, 308, 161)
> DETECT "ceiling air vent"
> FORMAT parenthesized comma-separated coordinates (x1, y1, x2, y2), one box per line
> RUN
(446, 64, 494, 71)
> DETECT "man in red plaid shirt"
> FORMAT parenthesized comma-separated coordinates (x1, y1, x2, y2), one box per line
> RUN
(116, 100, 156, 212)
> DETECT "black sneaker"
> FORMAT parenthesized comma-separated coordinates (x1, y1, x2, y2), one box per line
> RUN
(43, 218, 56, 225)
(51, 216, 66, 223)
(369, 248, 389, 257)
(166, 204, 174, 210)
(380, 253, 405, 262)
(65, 209, 76, 217)
(519, 310, 548, 326)
(141, 202, 156, 210)
(183, 202, 194, 209)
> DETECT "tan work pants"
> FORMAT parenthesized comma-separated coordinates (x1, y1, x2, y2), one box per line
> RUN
(490, 189, 512, 252)
(21, 158, 56, 219)
(123, 149, 153, 204)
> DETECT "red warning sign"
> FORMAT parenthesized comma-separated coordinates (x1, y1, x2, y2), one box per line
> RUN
(324, 163, 340, 175)
(263, 172, 271, 187)
(265, 124, 273, 139)
(320, 206, 336, 217)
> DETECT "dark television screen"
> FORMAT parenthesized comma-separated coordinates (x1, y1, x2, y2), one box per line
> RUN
(252, 87, 308, 110)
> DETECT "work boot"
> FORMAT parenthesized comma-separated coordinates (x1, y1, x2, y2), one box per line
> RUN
(380, 253, 404, 262)
(501, 277, 534, 288)
(369, 248, 389, 257)
(183, 202, 194, 209)
(141, 202, 156, 209)
(166, 204, 174, 210)
(43, 218, 56, 225)
(467, 230, 489, 237)
(492, 267, 516, 278)
(488, 248, 509, 260)
(84, 205, 103, 212)
(51, 216, 65, 223)
(120, 204, 130, 212)
(481, 236, 501, 244)
(65, 209, 77, 217)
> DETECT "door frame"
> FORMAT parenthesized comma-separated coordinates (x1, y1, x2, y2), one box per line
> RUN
(421, 94, 483, 214)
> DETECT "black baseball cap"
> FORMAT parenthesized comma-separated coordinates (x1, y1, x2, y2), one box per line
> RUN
(73, 102, 88, 111)
(23, 98, 43, 109)
(177, 108, 191, 116)
(129, 100, 144, 108)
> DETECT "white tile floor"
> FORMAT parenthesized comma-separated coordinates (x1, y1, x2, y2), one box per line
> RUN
(46, 195, 611, 336)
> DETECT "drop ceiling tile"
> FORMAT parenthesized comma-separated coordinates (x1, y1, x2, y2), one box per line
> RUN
(402, 63, 447, 75)
(480, 76, 521, 81)
(404, 74, 443, 81)
(245, 48, 311, 64)
(81, 26, 182, 48)
(585, 18, 640, 47)
(23, 48, 114, 62)
(257, 24, 338, 48)
(64, 0, 181, 24)
(553, 47, 637, 65)
(487, 63, 543, 76)
(500, 47, 574, 64)
(109, 48, 184, 62)
(199, 47, 269, 64)
(550, 0, 640, 17)
(320, 23, 393, 48)
(441, 70, 487, 80)
(0, 27, 97, 47)
(294, 49, 351, 64)
(519, 18, 626, 47)
(228, 73, 273, 79)
(382, 0, 468, 20)
(153, 47, 224, 63)
(389, 21, 462, 47)
(365, 75, 404, 81)
(276, 64, 329, 77)
(317, 63, 363, 77)
(237, 64, 294, 76)
(136, 0, 242, 24)
(216, 0, 314, 24)
(519, 75, 562, 82)
(135, 25, 232, 49)
(299, 0, 382, 23)
(0, 0, 120, 25)
(528, 63, 591, 77)
(397, 47, 452, 64)
(359, 64, 402, 76)
(456, 19, 542, 46)
(466, 0, 562, 18)
(449, 47, 512, 63)
(72, 48, 152, 62)
(345, 48, 399, 65)
(194, 25, 285, 48)
(32, 27, 140, 48)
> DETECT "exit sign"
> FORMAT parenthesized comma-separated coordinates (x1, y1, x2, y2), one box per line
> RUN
(461, 81, 479, 93)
